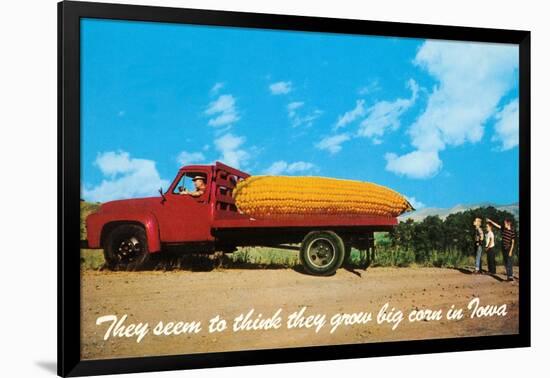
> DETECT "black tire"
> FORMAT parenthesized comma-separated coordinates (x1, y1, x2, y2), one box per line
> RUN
(104, 224, 150, 271)
(299, 231, 345, 276)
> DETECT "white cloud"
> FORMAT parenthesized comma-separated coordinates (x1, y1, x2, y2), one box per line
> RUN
(263, 160, 316, 175)
(83, 151, 169, 202)
(287, 101, 304, 117)
(210, 82, 224, 95)
(357, 79, 419, 140)
(214, 133, 249, 168)
(176, 151, 205, 166)
(263, 161, 287, 175)
(269, 81, 292, 95)
(94, 150, 134, 177)
(405, 195, 426, 210)
(315, 133, 351, 155)
(287, 101, 322, 128)
(335, 100, 366, 129)
(317, 80, 415, 155)
(294, 110, 323, 128)
(205, 94, 239, 127)
(410, 40, 517, 150)
(492, 98, 519, 150)
(385, 40, 518, 179)
(385, 150, 442, 179)
(209, 113, 239, 127)
(287, 161, 315, 173)
(206, 94, 235, 115)
(358, 80, 380, 96)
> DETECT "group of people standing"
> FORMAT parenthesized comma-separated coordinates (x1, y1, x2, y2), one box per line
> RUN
(473, 217, 516, 281)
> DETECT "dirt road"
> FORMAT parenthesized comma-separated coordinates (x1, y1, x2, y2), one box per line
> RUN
(81, 266, 519, 360)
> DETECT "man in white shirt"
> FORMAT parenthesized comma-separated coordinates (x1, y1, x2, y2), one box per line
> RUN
(485, 223, 496, 274)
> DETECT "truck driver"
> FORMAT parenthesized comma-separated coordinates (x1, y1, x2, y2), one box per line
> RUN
(179, 175, 206, 197)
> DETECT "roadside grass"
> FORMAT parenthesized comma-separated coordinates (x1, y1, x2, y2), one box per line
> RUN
(372, 249, 474, 268)
(81, 248, 105, 270)
(80, 201, 100, 241)
(80, 246, 517, 271)
(79, 247, 299, 271)
(372, 248, 518, 268)
(231, 247, 298, 267)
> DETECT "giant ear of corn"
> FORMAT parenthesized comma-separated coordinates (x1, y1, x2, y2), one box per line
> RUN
(233, 175, 413, 219)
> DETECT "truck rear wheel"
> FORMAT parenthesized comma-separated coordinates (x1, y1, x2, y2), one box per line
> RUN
(104, 224, 150, 271)
(300, 231, 345, 276)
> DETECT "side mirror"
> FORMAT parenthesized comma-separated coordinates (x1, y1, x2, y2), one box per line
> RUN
(159, 188, 167, 204)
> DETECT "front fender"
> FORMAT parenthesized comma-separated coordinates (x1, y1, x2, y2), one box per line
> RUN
(86, 211, 162, 253)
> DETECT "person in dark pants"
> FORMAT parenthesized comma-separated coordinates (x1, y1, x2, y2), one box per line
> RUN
(473, 217, 484, 273)
(485, 223, 496, 274)
(487, 218, 517, 281)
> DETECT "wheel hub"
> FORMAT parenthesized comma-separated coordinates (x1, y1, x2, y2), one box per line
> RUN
(307, 238, 336, 268)
(117, 237, 141, 261)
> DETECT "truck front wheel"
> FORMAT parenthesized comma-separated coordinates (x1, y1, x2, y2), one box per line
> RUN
(104, 224, 150, 271)
(300, 231, 345, 276)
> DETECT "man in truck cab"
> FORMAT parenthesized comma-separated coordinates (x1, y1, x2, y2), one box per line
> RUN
(179, 175, 207, 197)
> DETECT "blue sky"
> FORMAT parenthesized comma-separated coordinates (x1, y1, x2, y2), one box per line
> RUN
(81, 18, 519, 208)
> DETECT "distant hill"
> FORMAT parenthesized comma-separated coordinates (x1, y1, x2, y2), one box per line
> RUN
(400, 203, 519, 222)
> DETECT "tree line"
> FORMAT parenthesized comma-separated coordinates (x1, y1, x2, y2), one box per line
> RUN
(373, 206, 519, 267)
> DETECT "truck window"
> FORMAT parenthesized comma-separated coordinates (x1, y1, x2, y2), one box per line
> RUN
(173, 172, 207, 197)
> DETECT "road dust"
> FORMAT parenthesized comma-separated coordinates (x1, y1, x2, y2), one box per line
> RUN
(81, 266, 519, 360)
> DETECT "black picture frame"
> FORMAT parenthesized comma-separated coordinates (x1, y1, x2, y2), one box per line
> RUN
(58, 1, 531, 376)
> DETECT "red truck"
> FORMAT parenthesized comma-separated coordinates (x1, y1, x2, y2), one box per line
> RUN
(86, 162, 398, 276)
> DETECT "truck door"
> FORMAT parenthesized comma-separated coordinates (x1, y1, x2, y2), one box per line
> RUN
(159, 170, 214, 243)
